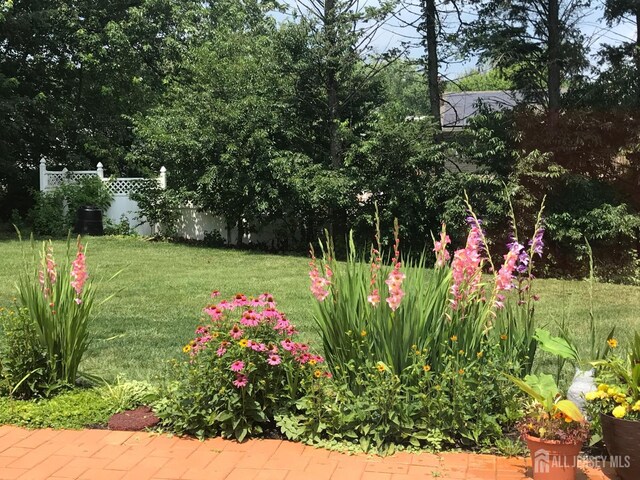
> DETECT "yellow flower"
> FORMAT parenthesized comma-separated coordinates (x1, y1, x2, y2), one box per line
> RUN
(309, 359, 317, 366)
(450, 335, 458, 342)
(239, 338, 248, 348)
(612, 405, 627, 419)
(607, 388, 617, 396)
(212, 332, 220, 338)
(477, 351, 484, 359)
(585, 391, 598, 401)
(182, 345, 191, 353)
(632, 401, 640, 412)
(314, 369, 322, 378)
(361, 329, 367, 337)
(423, 365, 431, 372)
(500, 334, 508, 341)
(598, 384, 609, 392)
(539, 427, 546, 437)
(458, 368, 465, 375)
(614, 395, 627, 404)
(376, 362, 386, 373)
(458, 349, 465, 355)
(415, 350, 421, 355)
(607, 338, 618, 348)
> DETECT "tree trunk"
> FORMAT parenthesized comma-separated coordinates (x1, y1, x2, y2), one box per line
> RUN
(423, 0, 441, 129)
(635, 6, 640, 106)
(547, 0, 561, 125)
(324, 0, 341, 168)
(236, 217, 244, 247)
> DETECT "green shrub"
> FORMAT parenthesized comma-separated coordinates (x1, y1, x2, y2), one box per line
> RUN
(29, 176, 113, 236)
(130, 182, 185, 237)
(0, 306, 49, 399)
(29, 190, 67, 237)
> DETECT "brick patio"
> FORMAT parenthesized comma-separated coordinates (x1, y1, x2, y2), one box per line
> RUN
(0, 425, 618, 479)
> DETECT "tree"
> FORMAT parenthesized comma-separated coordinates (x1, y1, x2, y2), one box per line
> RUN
(295, 0, 399, 168)
(131, 3, 308, 246)
(0, 0, 195, 218)
(463, 0, 589, 119)
(601, 0, 640, 106)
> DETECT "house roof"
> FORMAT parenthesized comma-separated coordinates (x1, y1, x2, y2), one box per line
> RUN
(441, 90, 522, 129)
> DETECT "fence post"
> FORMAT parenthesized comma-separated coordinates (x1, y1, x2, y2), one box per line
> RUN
(159, 166, 167, 189)
(39, 158, 47, 191)
(96, 162, 104, 179)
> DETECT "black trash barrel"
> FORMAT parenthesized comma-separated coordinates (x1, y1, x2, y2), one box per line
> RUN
(75, 206, 104, 236)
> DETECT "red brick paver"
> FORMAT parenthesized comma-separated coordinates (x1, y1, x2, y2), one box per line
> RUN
(0, 426, 618, 480)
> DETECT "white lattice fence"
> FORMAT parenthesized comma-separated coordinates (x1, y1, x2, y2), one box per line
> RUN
(39, 160, 166, 235)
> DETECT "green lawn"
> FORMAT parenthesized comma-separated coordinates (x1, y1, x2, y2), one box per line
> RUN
(0, 236, 637, 382)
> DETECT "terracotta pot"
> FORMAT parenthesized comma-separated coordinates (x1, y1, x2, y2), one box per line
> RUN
(524, 434, 583, 480)
(600, 413, 640, 480)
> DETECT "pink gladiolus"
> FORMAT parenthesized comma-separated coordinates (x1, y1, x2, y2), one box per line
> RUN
(45, 245, 57, 285)
(385, 263, 405, 312)
(230, 360, 245, 372)
(70, 242, 87, 296)
(384, 223, 405, 312)
(433, 224, 451, 268)
(308, 253, 331, 301)
(367, 289, 380, 306)
(450, 225, 484, 309)
(233, 374, 248, 388)
(495, 243, 521, 293)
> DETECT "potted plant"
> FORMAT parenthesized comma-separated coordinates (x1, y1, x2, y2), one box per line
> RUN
(585, 332, 640, 480)
(508, 373, 590, 480)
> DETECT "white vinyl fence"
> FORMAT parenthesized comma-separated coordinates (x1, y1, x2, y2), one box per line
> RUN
(39, 160, 279, 244)
(39, 159, 164, 236)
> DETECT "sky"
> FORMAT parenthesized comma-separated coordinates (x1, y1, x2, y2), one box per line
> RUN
(282, 0, 638, 79)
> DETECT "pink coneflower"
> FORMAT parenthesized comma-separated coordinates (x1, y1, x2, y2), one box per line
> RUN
(229, 325, 244, 340)
(216, 347, 227, 357)
(232, 293, 248, 307)
(204, 306, 224, 321)
(233, 374, 248, 388)
(230, 360, 245, 372)
(248, 340, 267, 352)
(267, 354, 281, 366)
(240, 310, 261, 327)
(210, 290, 221, 298)
(281, 339, 294, 351)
